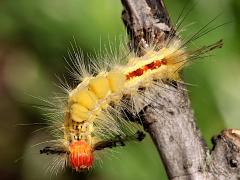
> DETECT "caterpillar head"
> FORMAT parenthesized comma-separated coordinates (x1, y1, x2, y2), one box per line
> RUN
(69, 140, 94, 171)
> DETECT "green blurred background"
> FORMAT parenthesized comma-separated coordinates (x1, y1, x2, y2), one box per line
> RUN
(0, 0, 239, 179)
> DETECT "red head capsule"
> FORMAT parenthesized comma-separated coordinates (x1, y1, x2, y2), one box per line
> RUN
(69, 140, 93, 171)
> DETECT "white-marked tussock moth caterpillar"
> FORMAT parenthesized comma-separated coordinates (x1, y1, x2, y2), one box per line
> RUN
(38, 0, 224, 174)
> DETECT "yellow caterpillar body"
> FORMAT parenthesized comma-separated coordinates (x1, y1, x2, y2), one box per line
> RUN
(59, 39, 189, 171)
(40, 31, 223, 172)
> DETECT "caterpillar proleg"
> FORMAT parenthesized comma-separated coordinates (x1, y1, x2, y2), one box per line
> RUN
(39, 2, 224, 174)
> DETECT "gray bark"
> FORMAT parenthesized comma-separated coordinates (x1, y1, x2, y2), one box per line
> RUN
(121, 0, 240, 179)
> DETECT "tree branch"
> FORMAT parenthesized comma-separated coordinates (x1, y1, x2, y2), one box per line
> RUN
(121, 0, 240, 179)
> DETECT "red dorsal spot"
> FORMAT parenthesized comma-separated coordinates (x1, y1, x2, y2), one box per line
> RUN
(126, 71, 135, 80)
(69, 140, 93, 171)
(142, 65, 149, 71)
(154, 60, 161, 68)
(126, 68, 145, 80)
(146, 62, 155, 69)
(126, 58, 167, 80)
(135, 68, 144, 76)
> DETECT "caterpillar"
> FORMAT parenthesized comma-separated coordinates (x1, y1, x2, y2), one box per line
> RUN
(38, 3, 224, 174)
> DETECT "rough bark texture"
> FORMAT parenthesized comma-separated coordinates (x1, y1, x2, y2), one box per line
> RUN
(121, 0, 240, 179)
